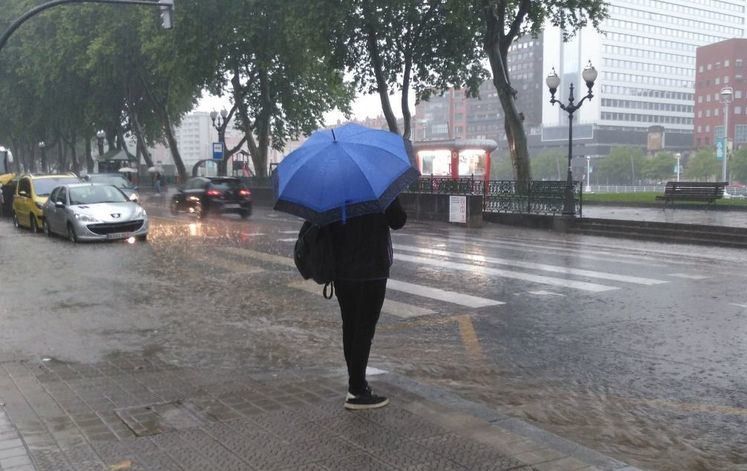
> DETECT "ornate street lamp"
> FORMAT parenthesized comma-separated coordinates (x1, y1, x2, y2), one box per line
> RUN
(96, 129, 106, 159)
(720, 86, 733, 183)
(210, 109, 229, 176)
(546, 61, 598, 216)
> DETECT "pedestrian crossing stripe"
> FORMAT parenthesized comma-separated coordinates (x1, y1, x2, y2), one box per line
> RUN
(394, 253, 618, 293)
(394, 244, 668, 286)
(215, 247, 504, 309)
(288, 280, 436, 318)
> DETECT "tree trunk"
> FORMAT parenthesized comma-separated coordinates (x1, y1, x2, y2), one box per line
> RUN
(130, 110, 154, 168)
(57, 140, 66, 171)
(401, 57, 413, 140)
(27, 142, 37, 173)
(484, 2, 531, 190)
(362, 0, 399, 134)
(69, 132, 80, 174)
(162, 112, 187, 182)
(85, 137, 94, 173)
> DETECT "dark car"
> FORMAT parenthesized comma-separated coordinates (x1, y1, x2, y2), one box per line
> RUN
(170, 177, 252, 219)
(84, 173, 139, 202)
(1, 177, 18, 218)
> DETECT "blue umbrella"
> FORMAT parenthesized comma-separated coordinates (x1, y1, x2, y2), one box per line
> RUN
(273, 123, 420, 225)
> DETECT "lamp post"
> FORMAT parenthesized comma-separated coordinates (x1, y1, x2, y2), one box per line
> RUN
(675, 152, 681, 182)
(210, 109, 228, 176)
(585, 156, 592, 193)
(720, 86, 733, 183)
(38, 141, 47, 173)
(546, 61, 598, 216)
(96, 129, 106, 159)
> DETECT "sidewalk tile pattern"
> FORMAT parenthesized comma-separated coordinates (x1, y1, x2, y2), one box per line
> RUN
(0, 355, 540, 470)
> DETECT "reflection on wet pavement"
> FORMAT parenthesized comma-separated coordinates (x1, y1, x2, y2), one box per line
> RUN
(1, 203, 746, 470)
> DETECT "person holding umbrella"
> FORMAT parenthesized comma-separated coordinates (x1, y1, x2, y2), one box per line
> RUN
(274, 123, 419, 410)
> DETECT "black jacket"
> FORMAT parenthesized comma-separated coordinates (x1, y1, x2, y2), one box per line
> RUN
(329, 198, 407, 281)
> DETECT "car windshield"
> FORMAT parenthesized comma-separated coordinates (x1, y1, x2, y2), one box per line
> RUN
(88, 175, 134, 189)
(33, 177, 80, 196)
(69, 185, 128, 205)
(209, 179, 242, 191)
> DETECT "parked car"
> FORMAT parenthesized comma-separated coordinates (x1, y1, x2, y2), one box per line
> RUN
(12, 174, 81, 232)
(84, 173, 139, 202)
(42, 183, 148, 243)
(170, 176, 252, 219)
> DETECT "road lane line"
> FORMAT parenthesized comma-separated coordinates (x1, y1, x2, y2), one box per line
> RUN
(669, 273, 710, 280)
(456, 315, 485, 362)
(288, 281, 435, 318)
(394, 253, 618, 293)
(277, 238, 298, 242)
(395, 244, 668, 286)
(218, 248, 504, 308)
(387, 280, 503, 308)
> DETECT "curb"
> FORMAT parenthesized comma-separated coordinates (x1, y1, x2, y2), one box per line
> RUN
(381, 372, 641, 471)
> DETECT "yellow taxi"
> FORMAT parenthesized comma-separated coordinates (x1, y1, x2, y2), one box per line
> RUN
(12, 174, 81, 232)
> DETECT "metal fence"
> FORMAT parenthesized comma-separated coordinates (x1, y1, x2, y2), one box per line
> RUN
(406, 176, 582, 216)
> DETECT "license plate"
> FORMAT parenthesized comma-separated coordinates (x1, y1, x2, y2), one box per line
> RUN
(107, 232, 130, 240)
(224, 204, 240, 209)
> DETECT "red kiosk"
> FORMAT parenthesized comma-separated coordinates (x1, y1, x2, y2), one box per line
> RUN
(411, 139, 498, 182)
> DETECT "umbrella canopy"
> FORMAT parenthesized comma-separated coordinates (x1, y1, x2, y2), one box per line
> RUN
(273, 123, 419, 225)
(118, 167, 137, 173)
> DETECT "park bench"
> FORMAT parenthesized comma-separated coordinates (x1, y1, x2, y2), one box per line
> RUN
(655, 181, 726, 206)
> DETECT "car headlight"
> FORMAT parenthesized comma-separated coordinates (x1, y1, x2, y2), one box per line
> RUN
(74, 213, 99, 223)
(35, 202, 44, 209)
(134, 207, 146, 218)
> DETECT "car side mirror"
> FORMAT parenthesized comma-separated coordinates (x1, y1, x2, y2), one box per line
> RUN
(18, 190, 27, 197)
(55, 201, 65, 208)
(129, 194, 139, 203)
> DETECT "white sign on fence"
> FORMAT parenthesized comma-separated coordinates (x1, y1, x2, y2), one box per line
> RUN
(449, 196, 467, 224)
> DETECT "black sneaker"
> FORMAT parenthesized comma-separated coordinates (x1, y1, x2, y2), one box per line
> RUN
(344, 387, 389, 410)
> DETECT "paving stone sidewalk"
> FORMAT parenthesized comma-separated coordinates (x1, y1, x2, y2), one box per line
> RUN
(0, 355, 636, 471)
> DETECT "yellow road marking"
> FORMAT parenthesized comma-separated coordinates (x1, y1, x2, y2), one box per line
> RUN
(456, 314, 485, 362)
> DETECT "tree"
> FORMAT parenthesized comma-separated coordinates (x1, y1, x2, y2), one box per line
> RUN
(337, 0, 488, 138)
(596, 147, 645, 185)
(730, 147, 747, 183)
(204, 0, 354, 177)
(479, 0, 607, 186)
(641, 152, 676, 182)
(530, 149, 564, 180)
(685, 148, 720, 181)
(490, 154, 514, 179)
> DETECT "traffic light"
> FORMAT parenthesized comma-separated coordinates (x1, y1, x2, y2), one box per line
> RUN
(159, 0, 174, 29)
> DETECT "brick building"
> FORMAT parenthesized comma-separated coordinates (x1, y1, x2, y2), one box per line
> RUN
(694, 38, 747, 149)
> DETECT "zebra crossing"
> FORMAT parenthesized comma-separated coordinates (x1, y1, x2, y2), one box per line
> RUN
(210, 229, 710, 320)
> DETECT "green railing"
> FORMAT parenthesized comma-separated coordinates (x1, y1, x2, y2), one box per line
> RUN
(406, 176, 582, 216)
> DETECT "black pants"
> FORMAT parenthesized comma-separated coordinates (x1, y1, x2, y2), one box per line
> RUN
(335, 279, 387, 394)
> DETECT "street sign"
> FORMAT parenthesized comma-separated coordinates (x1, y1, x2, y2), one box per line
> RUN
(449, 196, 467, 224)
(716, 138, 725, 161)
(212, 142, 224, 160)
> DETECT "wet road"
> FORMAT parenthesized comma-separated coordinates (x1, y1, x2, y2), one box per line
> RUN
(1, 202, 746, 470)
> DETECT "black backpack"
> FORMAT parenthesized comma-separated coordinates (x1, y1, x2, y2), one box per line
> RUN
(294, 221, 336, 298)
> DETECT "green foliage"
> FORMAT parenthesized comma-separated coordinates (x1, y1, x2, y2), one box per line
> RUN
(596, 147, 645, 185)
(685, 148, 720, 181)
(729, 147, 747, 183)
(530, 150, 565, 180)
(490, 155, 514, 179)
(641, 152, 676, 181)
(335, 0, 488, 136)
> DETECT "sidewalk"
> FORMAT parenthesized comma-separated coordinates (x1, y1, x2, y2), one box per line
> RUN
(0, 354, 638, 471)
(583, 204, 747, 229)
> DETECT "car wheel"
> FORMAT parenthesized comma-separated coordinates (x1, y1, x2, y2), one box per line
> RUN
(43, 219, 52, 237)
(67, 223, 77, 244)
(30, 215, 39, 234)
(12, 212, 19, 228)
(170, 200, 178, 215)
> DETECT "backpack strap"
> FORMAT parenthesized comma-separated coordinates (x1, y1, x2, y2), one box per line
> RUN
(323, 281, 334, 300)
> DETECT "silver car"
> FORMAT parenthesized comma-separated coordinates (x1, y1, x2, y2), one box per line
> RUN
(42, 183, 149, 242)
